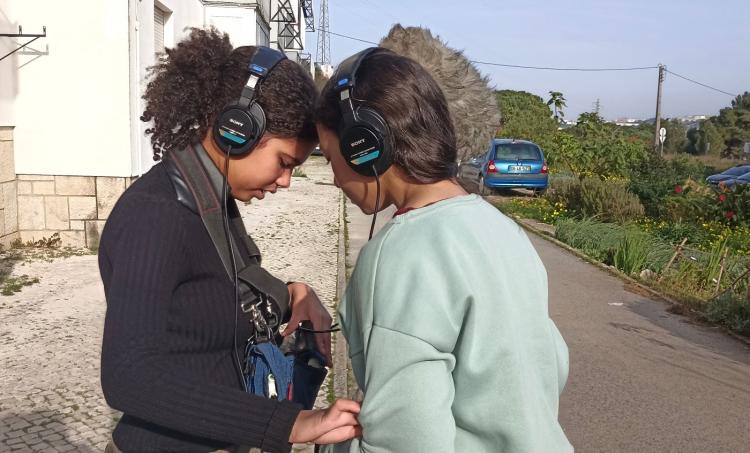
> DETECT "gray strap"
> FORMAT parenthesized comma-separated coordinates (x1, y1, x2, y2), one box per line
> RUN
(166, 145, 290, 318)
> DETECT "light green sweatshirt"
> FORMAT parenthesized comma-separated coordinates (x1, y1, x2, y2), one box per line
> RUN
(325, 194, 572, 453)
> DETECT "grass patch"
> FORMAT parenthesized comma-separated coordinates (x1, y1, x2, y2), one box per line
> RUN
(1, 274, 40, 296)
(292, 167, 308, 178)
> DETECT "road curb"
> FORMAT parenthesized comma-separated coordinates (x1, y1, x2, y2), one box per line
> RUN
(332, 193, 351, 399)
(510, 214, 750, 348)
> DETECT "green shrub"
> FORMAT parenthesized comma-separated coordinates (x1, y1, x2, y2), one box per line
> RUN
(556, 219, 674, 273)
(718, 183, 750, 225)
(555, 218, 624, 263)
(613, 229, 650, 275)
(705, 292, 750, 336)
(548, 177, 644, 223)
(497, 198, 560, 223)
(629, 154, 709, 218)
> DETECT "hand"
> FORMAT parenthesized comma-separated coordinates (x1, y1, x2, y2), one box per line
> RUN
(289, 399, 362, 444)
(282, 282, 333, 366)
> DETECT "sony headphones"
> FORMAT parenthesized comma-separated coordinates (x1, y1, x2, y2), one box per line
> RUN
(334, 47, 394, 177)
(213, 46, 287, 156)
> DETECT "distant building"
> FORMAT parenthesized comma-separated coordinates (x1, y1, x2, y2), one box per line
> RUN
(613, 118, 643, 127)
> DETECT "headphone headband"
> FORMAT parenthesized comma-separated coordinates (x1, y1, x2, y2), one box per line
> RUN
(238, 47, 287, 108)
(334, 47, 379, 94)
(214, 46, 287, 156)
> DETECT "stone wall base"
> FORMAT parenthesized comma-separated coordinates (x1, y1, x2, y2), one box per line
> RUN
(15, 175, 134, 249)
(0, 127, 19, 249)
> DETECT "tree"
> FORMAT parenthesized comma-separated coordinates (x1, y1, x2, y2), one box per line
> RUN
(576, 111, 604, 126)
(659, 118, 688, 154)
(696, 119, 725, 156)
(715, 92, 750, 158)
(556, 112, 649, 179)
(495, 90, 558, 147)
(547, 91, 567, 123)
(686, 91, 750, 158)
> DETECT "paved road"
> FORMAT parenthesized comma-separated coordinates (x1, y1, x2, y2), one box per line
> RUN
(343, 197, 750, 453)
(534, 231, 750, 453)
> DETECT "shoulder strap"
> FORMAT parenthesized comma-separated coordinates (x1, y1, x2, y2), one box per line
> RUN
(164, 144, 291, 319)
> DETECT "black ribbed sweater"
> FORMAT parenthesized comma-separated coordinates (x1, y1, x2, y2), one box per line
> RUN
(98, 163, 301, 452)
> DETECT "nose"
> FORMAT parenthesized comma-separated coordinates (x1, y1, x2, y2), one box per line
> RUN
(277, 168, 292, 189)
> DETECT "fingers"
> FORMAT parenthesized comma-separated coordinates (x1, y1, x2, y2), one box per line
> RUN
(289, 401, 362, 444)
(314, 328, 333, 367)
(329, 398, 361, 415)
(314, 311, 333, 366)
(281, 311, 302, 337)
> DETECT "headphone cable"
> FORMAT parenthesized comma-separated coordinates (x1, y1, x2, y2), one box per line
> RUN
(369, 165, 381, 241)
(221, 145, 248, 392)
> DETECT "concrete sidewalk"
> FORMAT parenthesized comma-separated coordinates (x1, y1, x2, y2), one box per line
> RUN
(332, 199, 394, 401)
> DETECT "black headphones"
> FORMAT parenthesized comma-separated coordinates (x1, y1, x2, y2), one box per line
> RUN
(213, 46, 287, 156)
(334, 47, 394, 177)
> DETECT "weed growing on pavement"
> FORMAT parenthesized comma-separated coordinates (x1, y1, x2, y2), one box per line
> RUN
(8, 233, 94, 261)
(292, 167, 308, 178)
(1, 274, 40, 296)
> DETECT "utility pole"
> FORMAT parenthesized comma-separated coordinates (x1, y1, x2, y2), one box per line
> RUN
(653, 64, 666, 154)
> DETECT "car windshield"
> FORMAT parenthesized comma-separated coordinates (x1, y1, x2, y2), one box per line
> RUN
(494, 143, 541, 161)
(722, 166, 750, 176)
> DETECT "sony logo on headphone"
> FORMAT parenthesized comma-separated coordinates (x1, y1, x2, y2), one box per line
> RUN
(350, 138, 366, 147)
(229, 118, 245, 127)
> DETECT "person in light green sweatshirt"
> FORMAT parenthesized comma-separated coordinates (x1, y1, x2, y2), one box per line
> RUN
(314, 47, 573, 453)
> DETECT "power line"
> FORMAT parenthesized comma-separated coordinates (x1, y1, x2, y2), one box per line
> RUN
(317, 28, 740, 98)
(319, 29, 378, 45)
(470, 61, 658, 72)
(317, 29, 657, 72)
(665, 69, 738, 97)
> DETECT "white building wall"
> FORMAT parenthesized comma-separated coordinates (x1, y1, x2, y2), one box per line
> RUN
(1, 0, 311, 247)
(1, 0, 132, 177)
(205, 5, 260, 47)
(131, 0, 204, 176)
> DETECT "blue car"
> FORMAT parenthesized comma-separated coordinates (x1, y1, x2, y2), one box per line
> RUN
(706, 165, 750, 186)
(459, 139, 548, 195)
(720, 171, 750, 189)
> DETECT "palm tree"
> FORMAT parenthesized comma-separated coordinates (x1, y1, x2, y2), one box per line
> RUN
(547, 91, 567, 124)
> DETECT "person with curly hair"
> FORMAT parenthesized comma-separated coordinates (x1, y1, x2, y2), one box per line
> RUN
(98, 28, 360, 453)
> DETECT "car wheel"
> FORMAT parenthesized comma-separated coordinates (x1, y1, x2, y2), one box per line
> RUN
(478, 176, 490, 196)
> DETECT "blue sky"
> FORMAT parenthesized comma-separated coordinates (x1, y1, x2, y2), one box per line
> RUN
(307, 0, 749, 120)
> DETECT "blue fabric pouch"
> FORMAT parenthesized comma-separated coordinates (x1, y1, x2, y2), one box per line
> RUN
(244, 330, 328, 409)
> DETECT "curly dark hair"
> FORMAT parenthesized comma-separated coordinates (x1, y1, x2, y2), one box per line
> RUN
(141, 27, 318, 160)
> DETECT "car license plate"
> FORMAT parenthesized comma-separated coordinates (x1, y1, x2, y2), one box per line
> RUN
(509, 165, 532, 173)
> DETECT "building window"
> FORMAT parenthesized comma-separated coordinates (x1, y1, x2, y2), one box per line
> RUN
(154, 5, 166, 55)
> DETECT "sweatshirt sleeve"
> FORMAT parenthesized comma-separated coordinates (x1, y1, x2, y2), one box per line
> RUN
(325, 226, 466, 453)
(99, 196, 300, 453)
(329, 326, 457, 453)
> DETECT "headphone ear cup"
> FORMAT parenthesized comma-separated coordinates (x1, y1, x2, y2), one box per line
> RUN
(212, 102, 266, 156)
(244, 102, 266, 152)
(354, 107, 393, 175)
